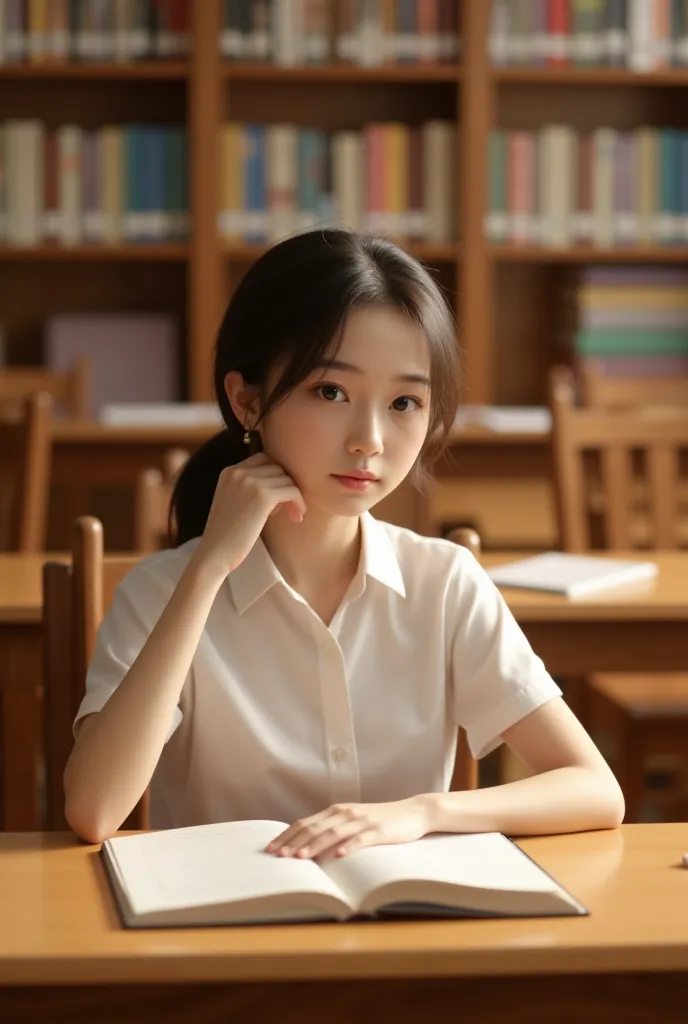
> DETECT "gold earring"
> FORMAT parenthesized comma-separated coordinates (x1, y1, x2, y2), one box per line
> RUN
(243, 430, 251, 445)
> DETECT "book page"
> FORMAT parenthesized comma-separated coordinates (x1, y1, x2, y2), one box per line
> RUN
(106, 820, 351, 917)
(320, 833, 563, 911)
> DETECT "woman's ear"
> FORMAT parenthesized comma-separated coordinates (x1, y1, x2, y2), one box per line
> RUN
(224, 371, 260, 430)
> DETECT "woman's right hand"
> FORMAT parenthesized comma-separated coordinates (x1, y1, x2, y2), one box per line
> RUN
(191, 453, 307, 580)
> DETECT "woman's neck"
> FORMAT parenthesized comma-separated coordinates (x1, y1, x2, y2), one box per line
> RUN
(260, 508, 362, 600)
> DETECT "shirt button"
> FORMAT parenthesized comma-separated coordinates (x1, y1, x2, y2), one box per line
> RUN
(332, 747, 348, 763)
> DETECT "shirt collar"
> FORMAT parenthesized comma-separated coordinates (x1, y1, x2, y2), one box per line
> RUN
(228, 512, 406, 615)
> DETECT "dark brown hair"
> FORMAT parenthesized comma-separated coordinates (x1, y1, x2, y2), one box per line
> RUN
(172, 229, 459, 543)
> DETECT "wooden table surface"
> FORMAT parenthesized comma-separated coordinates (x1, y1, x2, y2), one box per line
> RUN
(2, 824, 688, 1024)
(3, 549, 688, 625)
(1, 823, 687, 984)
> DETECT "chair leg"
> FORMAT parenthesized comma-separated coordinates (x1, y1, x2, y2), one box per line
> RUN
(615, 721, 645, 824)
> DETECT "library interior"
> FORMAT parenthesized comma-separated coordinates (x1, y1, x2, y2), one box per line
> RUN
(2, 2, 688, 1021)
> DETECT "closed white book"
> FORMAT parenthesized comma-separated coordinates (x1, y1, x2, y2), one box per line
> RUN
(101, 821, 586, 929)
(99, 402, 222, 427)
(487, 552, 659, 598)
(454, 405, 551, 434)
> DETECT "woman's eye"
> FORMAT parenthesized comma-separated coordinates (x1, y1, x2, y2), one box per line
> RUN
(392, 396, 420, 412)
(315, 384, 345, 402)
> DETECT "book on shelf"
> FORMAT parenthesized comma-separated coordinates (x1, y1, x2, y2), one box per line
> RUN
(219, 0, 459, 67)
(0, 0, 191, 65)
(45, 312, 180, 417)
(490, 0, 688, 71)
(487, 551, 659, 597)
(0, 120, 188, 247)
(101, 819, 587, 929)
(219, 119, 456, 244)
(486, 125, 688, 250)
(571, 265, 688, 376)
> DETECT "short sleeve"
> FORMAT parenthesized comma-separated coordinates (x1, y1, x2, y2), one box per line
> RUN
(449, 549, 562, 759)
(73, 559, 184, 742)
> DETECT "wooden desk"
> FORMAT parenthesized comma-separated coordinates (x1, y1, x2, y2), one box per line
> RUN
(1, 824, 688, 1022)
(483, 551, 688, 674)
(3, 551, 688, 832)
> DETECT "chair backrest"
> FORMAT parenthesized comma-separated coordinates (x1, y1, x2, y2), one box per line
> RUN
(581, 358, 688, 409)
(0, 391, 52, 552)
(550, 365, 688, 551)
(134, 447, 189, 553)
(0, 357, 90, 418)
(445, 526, 481, 793)
(43, 516, 145, 830)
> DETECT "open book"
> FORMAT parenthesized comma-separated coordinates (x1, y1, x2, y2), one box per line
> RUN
(101, 820, 587, 928)
(487, 551, 659, 598)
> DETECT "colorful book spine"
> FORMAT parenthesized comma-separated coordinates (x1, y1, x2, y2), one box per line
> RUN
(573, 265, 688, 373)
(216, 119, 456, 244)
(0, 0, 190, 64)
(489, 0, 688, 68)
(0, 119, 187, 246)
(487, 123, 688, 250)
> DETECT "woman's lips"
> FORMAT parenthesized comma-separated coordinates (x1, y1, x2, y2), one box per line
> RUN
(331, 475, 378, 491)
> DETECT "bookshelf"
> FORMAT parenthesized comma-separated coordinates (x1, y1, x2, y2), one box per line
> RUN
(3, 0, 688, 418)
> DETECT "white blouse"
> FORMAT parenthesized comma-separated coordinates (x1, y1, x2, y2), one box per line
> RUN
(74, 513, 562, 829)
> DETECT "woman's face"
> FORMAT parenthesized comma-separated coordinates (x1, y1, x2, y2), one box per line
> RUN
(257, 305, 433, 517)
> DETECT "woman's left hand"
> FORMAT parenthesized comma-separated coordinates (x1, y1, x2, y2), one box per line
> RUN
(265, 796, 434, 861)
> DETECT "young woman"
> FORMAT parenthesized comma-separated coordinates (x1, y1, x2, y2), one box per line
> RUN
(64, 229, 624, 851)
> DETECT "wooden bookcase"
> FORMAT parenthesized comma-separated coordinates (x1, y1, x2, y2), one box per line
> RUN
(3, 0, 688, 416)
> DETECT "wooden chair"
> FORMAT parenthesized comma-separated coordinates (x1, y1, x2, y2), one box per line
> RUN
(0, 391, 52, 552)
(134, 447, 189, 553)
(0, 356, 90, 418)
(581, 358, 688, 410)
(446, 526, 481, 793)
(550, 365, 688, 821)
(43, 516, 147, 831)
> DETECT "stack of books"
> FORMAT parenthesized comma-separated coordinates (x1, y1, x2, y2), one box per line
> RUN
(573, 265, 688, 377)
(490, 0, 688, 70)
(486, 125, 688, 249)
(0, 0, 190, 64)
(219, 119, 456, 244)
(220, 0, 460, 66)
(0, 121, 188, 247)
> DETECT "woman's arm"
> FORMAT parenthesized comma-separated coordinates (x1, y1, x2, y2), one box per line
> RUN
(64, 453, 307, 845)
(422, 698, 625, 836)
(63, 559, 225, 844)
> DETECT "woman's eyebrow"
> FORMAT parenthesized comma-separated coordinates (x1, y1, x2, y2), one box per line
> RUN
(315, 359, 431, 387)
